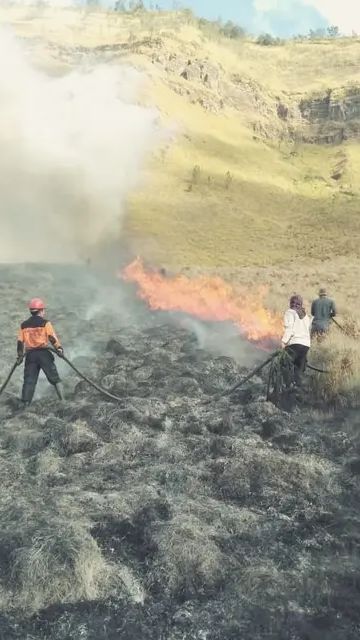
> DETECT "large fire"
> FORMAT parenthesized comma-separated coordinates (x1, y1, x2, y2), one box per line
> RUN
(122, 258, 282, 345)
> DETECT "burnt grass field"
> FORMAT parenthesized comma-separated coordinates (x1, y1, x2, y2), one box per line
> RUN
(1, 264, 360, 640)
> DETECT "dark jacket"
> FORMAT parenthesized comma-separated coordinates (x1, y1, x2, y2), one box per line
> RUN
(311, 297, 336, 331)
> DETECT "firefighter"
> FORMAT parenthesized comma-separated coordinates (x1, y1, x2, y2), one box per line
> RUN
(282, 294, 311, 387)
(311, 288, 337, 340)
(17, 298, 64, 405)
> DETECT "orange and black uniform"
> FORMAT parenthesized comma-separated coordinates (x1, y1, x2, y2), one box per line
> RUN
(17, 316, 62, 403)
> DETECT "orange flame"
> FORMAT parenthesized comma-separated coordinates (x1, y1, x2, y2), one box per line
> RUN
(122, 258, 282, 345)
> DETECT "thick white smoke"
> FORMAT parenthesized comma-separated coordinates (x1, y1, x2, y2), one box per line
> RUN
(0, 29, 160, 262)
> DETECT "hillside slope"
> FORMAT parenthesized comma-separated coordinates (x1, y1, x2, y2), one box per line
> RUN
(1, 7, 360, 296)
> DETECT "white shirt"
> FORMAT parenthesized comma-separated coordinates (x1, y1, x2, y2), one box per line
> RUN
(282, 309, 311, 348)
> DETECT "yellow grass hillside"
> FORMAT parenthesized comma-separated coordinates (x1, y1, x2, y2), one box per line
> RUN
(1, 7, 360, 271)
(1, 6, 360, 310)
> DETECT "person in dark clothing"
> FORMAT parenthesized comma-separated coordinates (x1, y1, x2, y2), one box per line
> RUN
(311, 288, 336, 340)
(17, 298, 64, 405)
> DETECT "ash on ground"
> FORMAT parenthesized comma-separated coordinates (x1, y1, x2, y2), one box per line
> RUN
(0, 265, 360, 640)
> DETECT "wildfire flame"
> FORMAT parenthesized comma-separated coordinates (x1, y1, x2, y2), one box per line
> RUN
(122, 258, 282, 346)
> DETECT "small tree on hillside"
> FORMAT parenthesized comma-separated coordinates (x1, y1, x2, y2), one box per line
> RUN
(191, 165, 201, 185)
(114, 0, 126, 10)
(221, 20, 246, 40)
(308, 27, 326, 39)
(129, 0, 145, 11)
(256, 33, 283, 46)
(225, 171, 233, 190)
(327, 25, 340, 38)
(182, 8, 195, 23)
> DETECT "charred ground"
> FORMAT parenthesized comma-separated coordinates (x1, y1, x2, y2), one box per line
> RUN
(0, 265, 360, 640)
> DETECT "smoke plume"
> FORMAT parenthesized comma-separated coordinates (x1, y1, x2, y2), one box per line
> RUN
(0, 29, 160, 263)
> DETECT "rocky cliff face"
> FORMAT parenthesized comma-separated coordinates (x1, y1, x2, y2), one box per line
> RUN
(19, 34, 360, 147)
(299, 85, 360, 143)
(150, 48, 360, 145)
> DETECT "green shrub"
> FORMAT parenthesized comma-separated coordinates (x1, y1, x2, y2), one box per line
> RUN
(256, 33, 284, 46)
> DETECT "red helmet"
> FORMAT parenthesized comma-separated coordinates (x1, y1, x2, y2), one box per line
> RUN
(28, 298, 45, 311)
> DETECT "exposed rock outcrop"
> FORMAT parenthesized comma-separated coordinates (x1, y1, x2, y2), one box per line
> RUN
(19, 34, 360, 146)
(299, 85, 360, 143)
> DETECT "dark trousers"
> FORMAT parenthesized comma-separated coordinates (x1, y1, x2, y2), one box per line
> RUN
(22, 349, 61, 403)
(285, 344, 309, 386)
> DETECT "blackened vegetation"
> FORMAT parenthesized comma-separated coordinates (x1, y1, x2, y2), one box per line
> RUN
(0, 267, 360, 639)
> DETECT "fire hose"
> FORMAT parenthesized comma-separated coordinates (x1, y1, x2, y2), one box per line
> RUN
(1, 348, 329, 405)
(204, 349, 328, 404)
(203, 351, 280, 404)
(0, 350, 125, 403)
(331, 316, 354, 337)
(0, 360, 20, 398)
(49, 349, 124, 402)
(307, 363, 328, 373)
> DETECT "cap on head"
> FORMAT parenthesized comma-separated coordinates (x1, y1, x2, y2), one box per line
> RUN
(28, 298, 45, 311)
(319, 288, 327, 297)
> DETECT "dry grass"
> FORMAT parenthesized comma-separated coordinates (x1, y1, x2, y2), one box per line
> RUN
(1, 288, 360, 636)
(310, 330, 360, 406)
(0, 498, 115, 612)
(151, 513, 226, 598)
(241, 559, 284, 601)
(46, 417, 100, 456)
(11, 524, 110, 611)
(218, 438, 339, 509)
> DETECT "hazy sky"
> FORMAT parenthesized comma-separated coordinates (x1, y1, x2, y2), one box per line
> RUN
(148, 0, 360, 36)
(6, 0, 360, 35)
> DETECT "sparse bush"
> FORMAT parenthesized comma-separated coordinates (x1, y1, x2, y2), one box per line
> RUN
(220, 20, 246, 40)
(256, 33, 284, 46)
(190, 164, 201, 186)
(327, 25, 340, 38)
(114, 0, 126, 10)
(197, 16, 246, 42)
(114, 0, 146, 11)
(225, 170, 233, 190)
(308, 27, 327, 39)
(181, 8, 195, 24)
(308, 26, 340, 40)
(129, 0, 145, 12)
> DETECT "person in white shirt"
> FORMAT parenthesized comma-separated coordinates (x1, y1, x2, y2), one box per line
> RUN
(281, 294, 311, 387)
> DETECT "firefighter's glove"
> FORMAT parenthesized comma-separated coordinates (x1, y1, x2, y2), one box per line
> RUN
(16, 355, 24, 366)
(56, 347, 64, 358)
